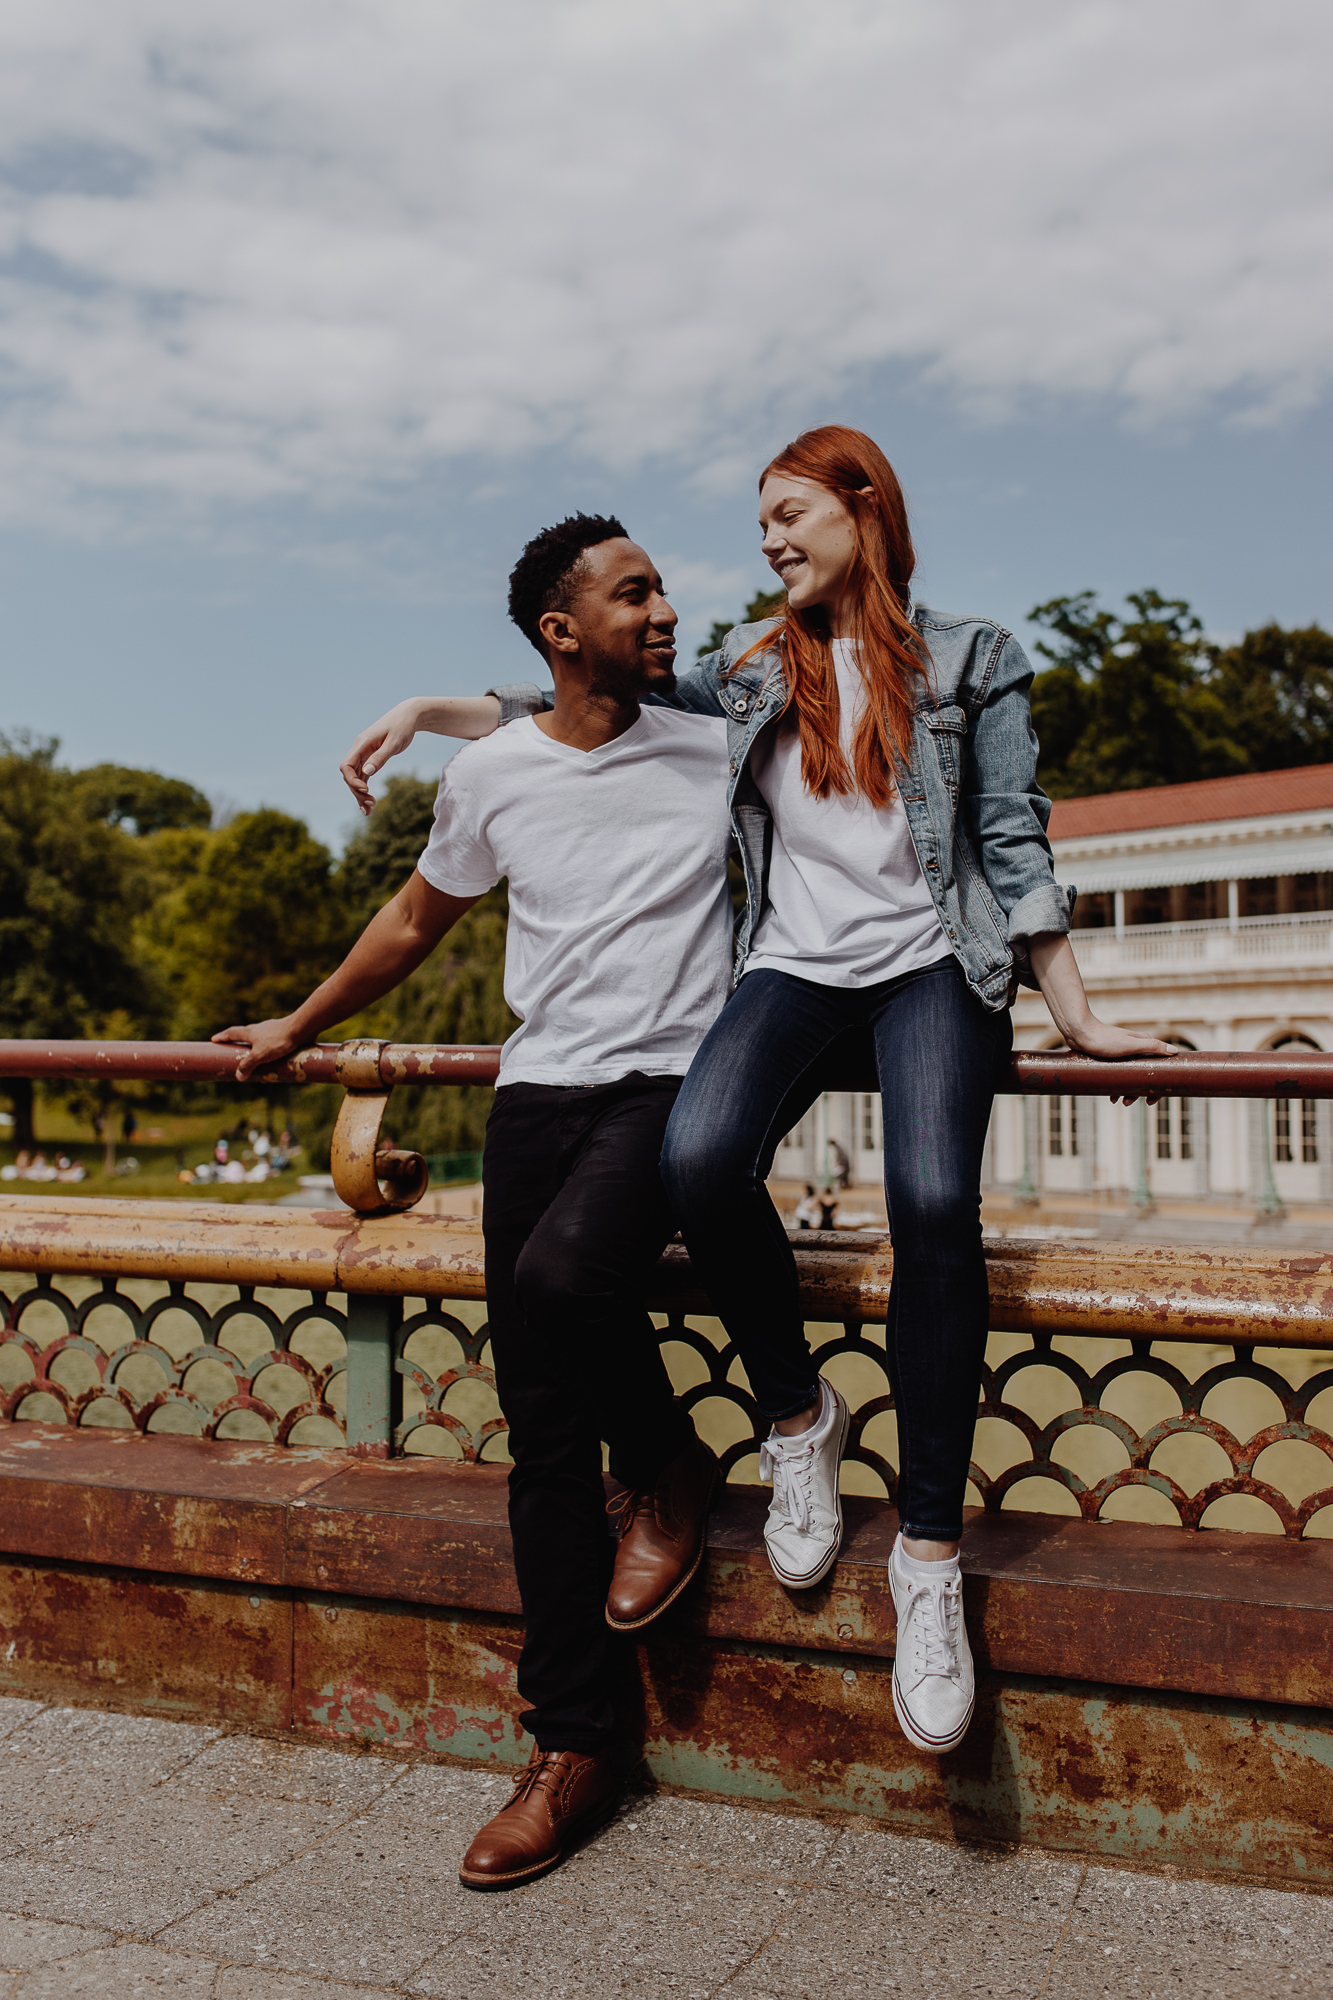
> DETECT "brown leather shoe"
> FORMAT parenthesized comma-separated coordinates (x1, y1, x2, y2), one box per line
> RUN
(605, 1434, 719, 1631)
(458, 1746, 621, 1890)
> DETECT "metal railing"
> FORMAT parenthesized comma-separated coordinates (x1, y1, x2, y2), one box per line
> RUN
(3, 1040, 1333, 1534)
(6, 1037, 1333, 1218)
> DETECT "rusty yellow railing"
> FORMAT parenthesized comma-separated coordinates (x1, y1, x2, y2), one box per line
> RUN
(2, 1196, 1332, 1535)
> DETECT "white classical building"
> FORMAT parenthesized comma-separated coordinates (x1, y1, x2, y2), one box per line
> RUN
(779, 764, 1333, 1210)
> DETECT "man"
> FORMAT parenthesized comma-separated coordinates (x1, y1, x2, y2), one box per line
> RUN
(215, 514, 730, 1888)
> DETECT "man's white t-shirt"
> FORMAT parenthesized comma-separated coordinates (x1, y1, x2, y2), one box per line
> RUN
(744, 639, 951, 988)
(418, 710, 733, 1088)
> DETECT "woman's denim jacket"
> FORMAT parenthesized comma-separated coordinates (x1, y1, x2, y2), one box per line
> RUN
(489, 605, 1073, 1013)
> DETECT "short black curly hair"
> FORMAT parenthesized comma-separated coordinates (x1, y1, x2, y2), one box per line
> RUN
(507, 512, 629, 656)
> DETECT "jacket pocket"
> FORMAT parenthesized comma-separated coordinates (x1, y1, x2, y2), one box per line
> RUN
(923, 704, 968, 795)
(920, 704, 960, 796)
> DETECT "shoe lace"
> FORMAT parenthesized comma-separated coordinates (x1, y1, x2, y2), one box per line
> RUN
(508, 1749, 568, 1807)
(758, 1435, 817, 1535)
(906, 1572, 963, 1679)
(606, 1488, 647, 1541)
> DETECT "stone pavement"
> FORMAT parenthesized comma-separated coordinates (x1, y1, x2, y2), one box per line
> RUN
(0, 1698, 1329, 1998)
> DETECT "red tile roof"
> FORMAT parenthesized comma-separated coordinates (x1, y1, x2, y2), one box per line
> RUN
(1048, 765, 1333, 840)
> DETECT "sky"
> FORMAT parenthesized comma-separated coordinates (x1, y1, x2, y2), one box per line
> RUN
(1, 0, 1330, 847)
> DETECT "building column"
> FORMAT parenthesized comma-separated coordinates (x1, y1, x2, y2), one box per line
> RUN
(1074, 1095, 1096, 1191)
(1189, 1099, 1210, 1196)
(1208, 1020, 1239, 1195)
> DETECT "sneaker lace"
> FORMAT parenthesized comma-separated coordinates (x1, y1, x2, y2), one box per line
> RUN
(758, 1435, 817, 1535)
(906, 1572, 963, 1679)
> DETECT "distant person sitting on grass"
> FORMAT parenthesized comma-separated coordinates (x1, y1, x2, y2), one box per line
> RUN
(793, 1184, 819, 1230)
(213, 513, 729, 1893)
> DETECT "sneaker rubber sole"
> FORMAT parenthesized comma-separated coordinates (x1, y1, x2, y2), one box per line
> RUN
(890, 1674, 975, 1755)
(764, 1390, 851, 1590)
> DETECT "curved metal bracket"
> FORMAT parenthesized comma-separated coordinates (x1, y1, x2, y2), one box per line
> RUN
(329, 1040, 429, 1217)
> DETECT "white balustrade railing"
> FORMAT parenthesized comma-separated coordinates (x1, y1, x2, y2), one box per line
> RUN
(1070, 911, 1333, 973)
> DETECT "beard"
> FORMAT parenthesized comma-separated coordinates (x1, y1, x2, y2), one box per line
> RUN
(586, 654, 676, 702)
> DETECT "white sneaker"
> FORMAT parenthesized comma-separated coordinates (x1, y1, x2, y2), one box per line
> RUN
(757, 1379, 849, 1588)
(888, 1535, 975, 1753)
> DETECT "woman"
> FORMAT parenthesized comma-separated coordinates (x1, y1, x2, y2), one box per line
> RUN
(342, 425, 1172, 1754)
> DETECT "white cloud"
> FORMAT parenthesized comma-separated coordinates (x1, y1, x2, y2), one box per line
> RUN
(0, 0, 1329, 525)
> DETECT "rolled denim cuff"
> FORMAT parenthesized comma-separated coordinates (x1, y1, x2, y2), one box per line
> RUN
(485, 681, 551, 725)
(1006, 881, 1075, 945)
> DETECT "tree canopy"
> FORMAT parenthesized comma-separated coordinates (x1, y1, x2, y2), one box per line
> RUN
(70, 763, 213, 835)
(1207, 623, 1333, 773)
(1028, 591, 1250, 797)
(145, 809, 352, 1040)
(697, 587, 785, 658)
(1027, 593, 1333, 798)
(332, 776, 517, 1157)
(0, 734, 161, 1145)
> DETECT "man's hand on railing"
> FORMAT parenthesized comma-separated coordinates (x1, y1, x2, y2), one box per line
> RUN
(339, 695, 504, 815)
(212, 1016, 304, 1082)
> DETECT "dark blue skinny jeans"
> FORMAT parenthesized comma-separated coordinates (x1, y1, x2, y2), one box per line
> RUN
(660, 957, 1012, 1543)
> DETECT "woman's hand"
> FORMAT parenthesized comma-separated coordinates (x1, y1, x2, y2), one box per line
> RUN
(1060, 1015, 1180, 1102)
(340, 700, 424, 815)
(1061, 1017, 1178, 1061)
(339, 694, 504, 813)
(1028, 932, 1179, 1102)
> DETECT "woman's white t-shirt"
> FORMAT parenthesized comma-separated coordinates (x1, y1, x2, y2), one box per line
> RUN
(418, 710, 733, 1087)
(744, 639, 952, 989)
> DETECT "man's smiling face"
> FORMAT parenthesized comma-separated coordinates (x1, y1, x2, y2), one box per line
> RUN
(540, 537, 678, 697)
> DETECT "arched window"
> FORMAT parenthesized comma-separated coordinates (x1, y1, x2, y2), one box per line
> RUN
(1046, 1096, 1078, 1157)
(1271, 1034, 1321, 1165)
(1154, 1035, 1198, 1163)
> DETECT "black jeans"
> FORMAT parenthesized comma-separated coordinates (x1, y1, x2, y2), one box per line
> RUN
(483, 1072, 692, 1755)
(660, 957, 1012, 1542)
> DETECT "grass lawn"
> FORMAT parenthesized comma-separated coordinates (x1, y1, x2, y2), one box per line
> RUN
(0, 1100, 313, 1204)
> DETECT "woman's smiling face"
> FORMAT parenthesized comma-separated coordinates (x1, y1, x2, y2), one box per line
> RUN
(759, 473, 860, 622)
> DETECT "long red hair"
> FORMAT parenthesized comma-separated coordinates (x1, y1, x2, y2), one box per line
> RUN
(738, 425, 927, 807)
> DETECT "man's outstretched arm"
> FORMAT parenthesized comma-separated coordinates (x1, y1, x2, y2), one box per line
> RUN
(340, 696, 504, 815)
(212, 870, 479, 1080)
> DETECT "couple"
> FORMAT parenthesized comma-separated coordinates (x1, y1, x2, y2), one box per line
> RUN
(218, 423, 1169, 1890)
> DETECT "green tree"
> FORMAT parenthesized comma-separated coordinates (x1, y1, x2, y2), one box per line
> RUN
(70, 764, 212, 835)
(1206, 623, 1333, 770)
(326, 775, 517, 1161)
(696, 587, 785, 657)
(340, 775, 440, 921)
(1029, 591, 1250, 798)
(150, 809, 352, 1039)
(0, 734, 154, 1147)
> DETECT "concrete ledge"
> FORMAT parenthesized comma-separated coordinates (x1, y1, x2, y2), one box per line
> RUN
(3, 1427, 1333, 1881)
(2, 1549, 1331, 1885)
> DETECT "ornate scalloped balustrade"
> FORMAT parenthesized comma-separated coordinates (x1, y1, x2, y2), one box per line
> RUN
(3, 1202, 1332, 1538)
